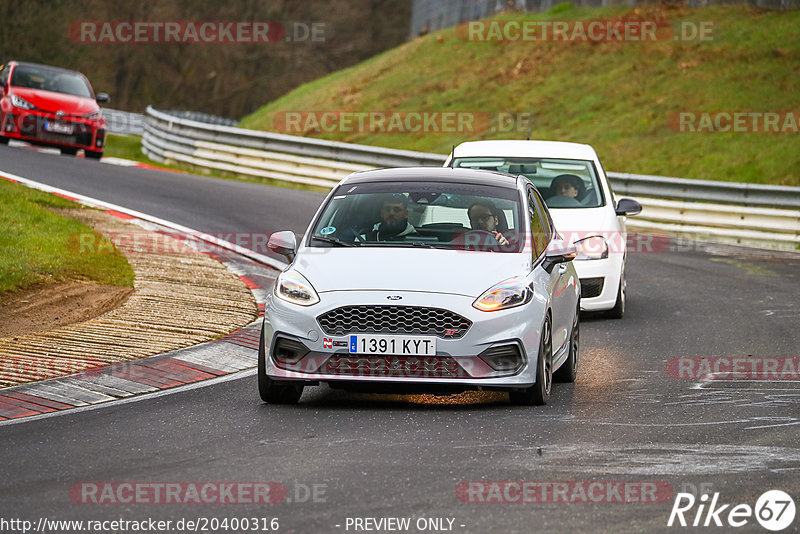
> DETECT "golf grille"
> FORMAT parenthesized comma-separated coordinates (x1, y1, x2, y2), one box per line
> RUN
(580, 277, 604, 298)
(317, 306, 472, 339)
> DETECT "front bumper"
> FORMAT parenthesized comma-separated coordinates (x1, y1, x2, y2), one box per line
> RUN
(263, 289, 546, 390)
(572, 254, 623, 312)
(1, 107, 105, 151)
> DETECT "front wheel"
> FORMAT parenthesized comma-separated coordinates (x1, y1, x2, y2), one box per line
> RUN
(258, 323, 303, 404)
(85, 150, 103, 160)
(606, 271, 625, 319)
(60, 147, 78, 156)
(509, 316, 552, 406)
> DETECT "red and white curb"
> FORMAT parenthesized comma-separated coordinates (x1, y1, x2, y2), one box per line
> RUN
(0, 170, 285, 424)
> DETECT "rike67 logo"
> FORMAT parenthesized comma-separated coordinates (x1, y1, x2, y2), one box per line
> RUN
(668, 490, 795, 531)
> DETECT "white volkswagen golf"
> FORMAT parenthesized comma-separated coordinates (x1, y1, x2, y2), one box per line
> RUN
(445, 141, 641, 318)
(260, 167, 581, 405)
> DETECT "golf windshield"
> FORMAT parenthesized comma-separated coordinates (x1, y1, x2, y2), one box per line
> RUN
(309, 181, 524, 252)
(452, 157, 605, 209)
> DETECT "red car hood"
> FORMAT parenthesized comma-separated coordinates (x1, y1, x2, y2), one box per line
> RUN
(11, 87, 99, 116)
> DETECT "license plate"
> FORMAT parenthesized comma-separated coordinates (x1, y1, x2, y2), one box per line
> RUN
(349, 334, 436, 356)
(46, 121, 73, 134)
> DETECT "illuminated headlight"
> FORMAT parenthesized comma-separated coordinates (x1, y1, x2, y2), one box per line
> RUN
(473, 277, 533, 312)
(574, 236, 608, 260)
(275, 270, 319, 306)
(82, 110, 103, 120)
(10, 95, 35, 110)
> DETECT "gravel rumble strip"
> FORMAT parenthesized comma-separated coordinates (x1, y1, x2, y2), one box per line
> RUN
(0, 208, 259, 388)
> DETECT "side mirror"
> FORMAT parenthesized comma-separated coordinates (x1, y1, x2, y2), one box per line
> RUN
(95, 92, 110, 104)
(542, 239, 577, 273)
(615, 198, 642, 216)
(267, 230, 297, 262)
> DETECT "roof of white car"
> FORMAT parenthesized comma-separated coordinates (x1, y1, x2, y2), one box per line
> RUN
(452, 140, 598, 160)
(344, 167, 519, 188)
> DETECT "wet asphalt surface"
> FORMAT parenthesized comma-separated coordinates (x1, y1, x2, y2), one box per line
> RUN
(1, 145, 798, 533)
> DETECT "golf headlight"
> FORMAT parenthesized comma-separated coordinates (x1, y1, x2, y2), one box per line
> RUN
(275, 270, 319, 306)
(10, 95, 35, 110)
(473, 277, 533, 312)
(574, 236, 608, 260)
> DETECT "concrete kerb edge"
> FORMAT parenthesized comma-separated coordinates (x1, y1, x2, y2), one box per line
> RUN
(0, 169, 282, 422)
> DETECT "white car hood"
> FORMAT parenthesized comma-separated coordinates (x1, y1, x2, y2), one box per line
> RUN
(548, 206, 620, 242)
(293, 248, 528, 297)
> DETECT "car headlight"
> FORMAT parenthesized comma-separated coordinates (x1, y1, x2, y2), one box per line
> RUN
(82, 110, 103, 120)
(574, 236, 608, 260)
(274, 270, 320, 306)
(10, 94, 35, 110)
(473, 277, 533, 312)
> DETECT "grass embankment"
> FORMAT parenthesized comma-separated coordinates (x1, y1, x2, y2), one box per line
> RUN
(240, 4, 800, 186)
(0, 180, 134, 297)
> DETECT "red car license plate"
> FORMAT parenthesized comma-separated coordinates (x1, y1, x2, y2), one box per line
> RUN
(46, 121, 74, 135)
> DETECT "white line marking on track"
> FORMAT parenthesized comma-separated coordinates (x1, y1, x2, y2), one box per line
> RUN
(0, 169, 288, 271)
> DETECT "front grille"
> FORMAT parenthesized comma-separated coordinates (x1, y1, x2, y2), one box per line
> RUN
(37, 132, 77, 144)
(317, 306, 472, 339)
(580, 277, 604, 298)
(18, 116, 93, 146)
(323, 354, 468, 378)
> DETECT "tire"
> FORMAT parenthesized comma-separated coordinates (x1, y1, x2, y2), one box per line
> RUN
(85, 150, 102, 160)
(606, 271, 625, 319)
(258, 322, 303, 404)
(60, 147, 78, 156)
(509, 315, 552, 406)
(0, 135, 8, 145)
(554, 305, 579, 383)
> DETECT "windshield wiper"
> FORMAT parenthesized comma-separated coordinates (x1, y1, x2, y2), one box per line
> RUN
(310, 235, 357, 247)
(359, 241, 446, 249)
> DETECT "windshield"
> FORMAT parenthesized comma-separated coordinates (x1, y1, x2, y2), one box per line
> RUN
(309, 181, 524, 252)
(452, 157, 605, 209)
(11, 65, 94, 99)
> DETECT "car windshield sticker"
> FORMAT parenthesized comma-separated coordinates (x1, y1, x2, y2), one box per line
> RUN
(346, 186, 358, 193)
(320, 226, 336, 235)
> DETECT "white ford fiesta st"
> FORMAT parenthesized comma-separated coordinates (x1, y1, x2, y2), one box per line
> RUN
(260, 167, 581, 405)
(445, 141, 641, 317)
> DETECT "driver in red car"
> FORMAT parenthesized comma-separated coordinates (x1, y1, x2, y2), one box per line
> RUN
(467, 200, 510, 246)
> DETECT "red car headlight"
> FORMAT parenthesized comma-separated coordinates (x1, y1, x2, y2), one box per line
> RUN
(82, 110, 104, 121)
(10, 94, 37, 110)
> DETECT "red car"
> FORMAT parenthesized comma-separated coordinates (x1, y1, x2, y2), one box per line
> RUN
(0, 61, 109, 159)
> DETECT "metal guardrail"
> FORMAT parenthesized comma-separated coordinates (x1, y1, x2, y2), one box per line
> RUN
(101, 108, 145, 136)
(142, 106, 800, 249)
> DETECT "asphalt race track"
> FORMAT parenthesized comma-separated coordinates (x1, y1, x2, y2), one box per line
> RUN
(1, 145, 799, 533)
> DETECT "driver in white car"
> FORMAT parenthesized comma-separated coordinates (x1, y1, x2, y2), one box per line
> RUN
(363, 194, 417, 241)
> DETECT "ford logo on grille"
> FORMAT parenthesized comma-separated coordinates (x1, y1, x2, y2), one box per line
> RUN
(386, 295, 402, 300)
